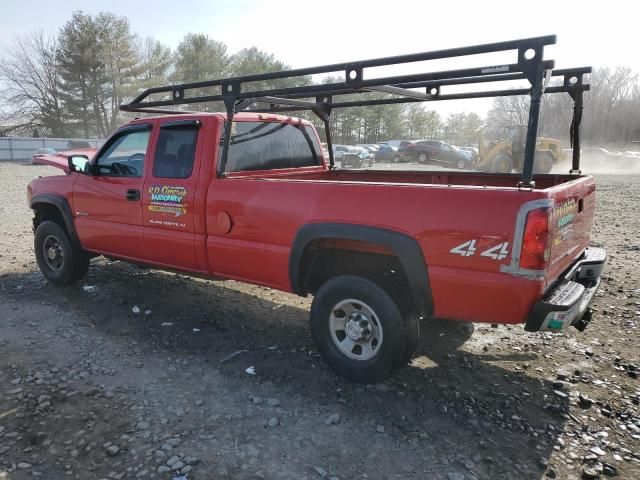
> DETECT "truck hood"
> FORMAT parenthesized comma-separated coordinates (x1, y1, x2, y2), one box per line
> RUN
(32, 148, 97, 173)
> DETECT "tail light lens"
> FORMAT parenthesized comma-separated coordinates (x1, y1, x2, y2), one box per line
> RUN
(407, 143, 416, 148)
(520, 207, 551, 270)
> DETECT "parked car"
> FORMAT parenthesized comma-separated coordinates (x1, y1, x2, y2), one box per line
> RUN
(374, 144, 401, 163)
(400, 140, 475, 169)
(379, 140, 404, 149)
(459, 146, 479, 163)
(320, 142, 330, 161)
(350, 146, 374, 168)
(67, 140, 93, 149)
(390, 141, 420, 162)
(332, 145, 372, 168)
(357, 144, 379, 161)
(32, 148, 56, 164)
(356, 144, 379, 152)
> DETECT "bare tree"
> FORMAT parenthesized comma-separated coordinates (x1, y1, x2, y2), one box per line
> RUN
(486, 95, 530, 127)
(0, 31, 66, 136)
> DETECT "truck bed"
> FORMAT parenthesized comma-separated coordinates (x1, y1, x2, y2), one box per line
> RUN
(243, 168, 584, 190)
(208, 168, 595, 326)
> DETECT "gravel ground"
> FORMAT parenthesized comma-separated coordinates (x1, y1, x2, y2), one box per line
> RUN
(0, 161, 638, 480)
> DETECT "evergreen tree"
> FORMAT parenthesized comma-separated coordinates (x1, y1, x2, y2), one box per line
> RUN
(95, 12, 143, 134)
(57, 11, 104, 137)
(172, 33, 228, 83)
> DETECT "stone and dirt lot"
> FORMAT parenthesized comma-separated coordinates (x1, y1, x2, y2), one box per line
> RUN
(0, 161, 638, 480)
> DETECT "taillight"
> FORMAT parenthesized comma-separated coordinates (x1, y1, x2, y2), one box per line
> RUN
(520, 208, 551, 270)
(407, 143, 416, 148)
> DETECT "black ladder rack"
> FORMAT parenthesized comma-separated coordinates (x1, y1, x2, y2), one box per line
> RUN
(120, 35, 590, 187)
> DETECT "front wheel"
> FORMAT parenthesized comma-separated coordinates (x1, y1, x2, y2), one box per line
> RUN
(310, 275, 416, 383)
(417, 153, 428, 164)
(533, 152, 554, 174)
(34, 220, 90, 285)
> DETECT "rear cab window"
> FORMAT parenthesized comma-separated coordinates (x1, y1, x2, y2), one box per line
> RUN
(223, 121, 321, 172)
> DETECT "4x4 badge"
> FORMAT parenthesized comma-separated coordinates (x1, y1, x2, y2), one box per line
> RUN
(450, 240, 509, 260)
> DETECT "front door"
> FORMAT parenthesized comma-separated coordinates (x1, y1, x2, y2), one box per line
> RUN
(73, 125, 153, 260)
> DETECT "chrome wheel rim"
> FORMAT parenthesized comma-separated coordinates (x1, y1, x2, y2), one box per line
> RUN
(457, 159, 465, 169)
(329, 299, 383, 361)
(418, 153, 427, 162)
(43, 235, 64, 271)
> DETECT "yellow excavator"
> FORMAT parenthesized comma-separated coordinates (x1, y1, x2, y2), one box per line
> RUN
(477, 125, 564, 173)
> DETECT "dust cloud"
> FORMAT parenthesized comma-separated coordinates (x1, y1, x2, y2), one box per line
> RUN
(558, 148, 640, 175)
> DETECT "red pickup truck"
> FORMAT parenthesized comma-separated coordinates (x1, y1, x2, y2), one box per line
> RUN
(27, 36, 606, 383)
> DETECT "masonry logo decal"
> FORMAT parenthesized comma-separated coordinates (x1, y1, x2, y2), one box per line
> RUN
(148, 185, 187, 217)
(551, 198, 578, 245)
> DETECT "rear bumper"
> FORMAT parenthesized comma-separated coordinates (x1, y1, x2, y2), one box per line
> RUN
(524, 247, 607, 332)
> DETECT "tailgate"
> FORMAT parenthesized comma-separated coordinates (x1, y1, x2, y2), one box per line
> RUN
(545, 176, 596, 285)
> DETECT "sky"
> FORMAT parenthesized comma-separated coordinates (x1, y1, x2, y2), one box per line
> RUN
(1, 0, 637, 117)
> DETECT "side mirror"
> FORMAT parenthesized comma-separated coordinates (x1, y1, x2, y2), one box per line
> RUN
(68, 155, 90, 174)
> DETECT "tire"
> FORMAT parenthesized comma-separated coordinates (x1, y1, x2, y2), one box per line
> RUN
(34, 220, 90, 285)
(310, 275, 413, 383)
(417, 153, 428, 164)
(491, 154, 513, 173)
(533, 152, 554, 174)
(394, 313, 420, 369)
(457, 158, 466, 169)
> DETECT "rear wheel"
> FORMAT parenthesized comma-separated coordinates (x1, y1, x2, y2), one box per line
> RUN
(417, 153, 428, 164)
(34, 220, 90, 285)
(491, 154, 513, 173)
(457, 158, 466, 169)
(310, 275, 415, 383)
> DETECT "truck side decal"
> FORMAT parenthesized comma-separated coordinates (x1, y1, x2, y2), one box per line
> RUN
(450, 240, 509, 260)
(147, 185, 188, 218)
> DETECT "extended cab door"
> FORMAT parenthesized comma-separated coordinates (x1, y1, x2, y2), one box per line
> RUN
(72, 124, 153, 259)
(140, 119, 205, 271)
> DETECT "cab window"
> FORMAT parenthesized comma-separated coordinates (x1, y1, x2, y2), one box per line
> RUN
(95, 129, 150, 177)
(153, 125, 199, 179)
(223, 121, 320, 172)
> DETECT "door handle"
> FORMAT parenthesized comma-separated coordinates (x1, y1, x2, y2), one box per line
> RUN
(126, 189, 140, 201)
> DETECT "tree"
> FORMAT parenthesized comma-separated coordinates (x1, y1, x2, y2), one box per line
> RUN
(404, 104, 428, 139)
(460, 112, 483, 145)
(0, 31, 66, 136)
(172, 33, 228, 83)
(139, 37, 172, 85)
(57, 11, 105, 137)
(228, 47, 310, 90)
(443, 113, 466, 142)
(95, 12, 143, 134)
(486, 95, 530, 128)
(422, 110, 442, 140)
(171, 34, 228, 111)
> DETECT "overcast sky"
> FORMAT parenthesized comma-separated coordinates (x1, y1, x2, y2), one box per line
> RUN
(1, 0, 636, 117)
